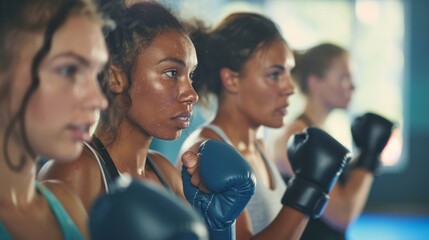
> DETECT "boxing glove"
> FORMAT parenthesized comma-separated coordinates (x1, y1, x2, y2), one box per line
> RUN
(282, 127, 351, 218)
(351, 112, 394, 175)
(182, 139, 256, 240)
(89, 174, 208, 240)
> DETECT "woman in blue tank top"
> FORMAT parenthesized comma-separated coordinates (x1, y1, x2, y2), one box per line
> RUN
(0, 0, 110, 238)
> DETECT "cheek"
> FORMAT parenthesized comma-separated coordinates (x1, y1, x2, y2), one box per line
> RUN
(129, 79, 176, 125)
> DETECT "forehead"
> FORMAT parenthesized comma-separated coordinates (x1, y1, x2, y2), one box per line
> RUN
(137, 30, 196, 64)
(48, 15, 108, 63)
(247, 40, 294, 68)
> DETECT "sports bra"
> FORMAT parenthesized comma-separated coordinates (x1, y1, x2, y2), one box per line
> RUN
(86, 136, 171, 192)
(0, 183, 83, 240)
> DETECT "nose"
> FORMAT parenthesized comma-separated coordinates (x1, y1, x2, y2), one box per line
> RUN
(83, 76, 108, 111)
(280, 75, 295, 96)
(178, 80, 199, 105)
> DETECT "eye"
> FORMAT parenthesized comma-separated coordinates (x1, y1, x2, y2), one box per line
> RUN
(189, 71, 195, 81)
(164, 69, 178, 78)
(58, 65, 78, 78)
(268, 71, 282, 81)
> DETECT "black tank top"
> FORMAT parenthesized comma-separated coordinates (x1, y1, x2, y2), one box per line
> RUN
(91, 136, 171, 191)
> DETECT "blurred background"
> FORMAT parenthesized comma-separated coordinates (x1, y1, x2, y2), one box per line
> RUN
(147, 0, 429, 239)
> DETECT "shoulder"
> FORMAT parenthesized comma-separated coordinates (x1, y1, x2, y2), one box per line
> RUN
(38, 143, 101, 182)
(147, 150, 184, 197)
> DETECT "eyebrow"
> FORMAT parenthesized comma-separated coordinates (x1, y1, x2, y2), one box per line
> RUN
(47, 52, 96, 67)
(269, 65, 286, 70)
(158, 57, 186, 67)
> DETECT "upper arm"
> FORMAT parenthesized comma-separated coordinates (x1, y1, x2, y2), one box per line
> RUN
(37, 147, 104, 212)
(42, 181, 90, 240)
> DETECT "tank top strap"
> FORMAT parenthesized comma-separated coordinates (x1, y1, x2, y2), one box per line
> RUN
(254, 142, 279, 189)
(204, 124, 234, 145)
(0, 222, 12, 240)
(146, 155, 171, 191)
(36, 183, 84, 240)
(89, 136, 122, 192)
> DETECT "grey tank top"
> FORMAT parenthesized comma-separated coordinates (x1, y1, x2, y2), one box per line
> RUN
(204, 124, 286, 234)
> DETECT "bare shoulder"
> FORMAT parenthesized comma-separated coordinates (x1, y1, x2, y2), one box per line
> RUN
(176, 126, 224, 169)
(37, 143, 104, 211)
(38, 144, 101, 184)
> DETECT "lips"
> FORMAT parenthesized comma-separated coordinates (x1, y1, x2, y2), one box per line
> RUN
(67, 122, 94, 142)
(172, 111, 192, 129)
(275, 104, 288, 116)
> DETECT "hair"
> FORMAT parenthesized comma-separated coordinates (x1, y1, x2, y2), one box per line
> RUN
(291, 43, 348, 94)
(189, 13, 286, 103)
(1, 0, 107, 171)
(96, 0, 188, 146)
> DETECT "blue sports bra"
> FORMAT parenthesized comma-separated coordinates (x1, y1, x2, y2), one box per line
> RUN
(0, 183, 83, 240)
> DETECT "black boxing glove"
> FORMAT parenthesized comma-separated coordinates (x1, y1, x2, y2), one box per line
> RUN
(282, 127, 351, 218)
(89, 174, 208, 240)
(351, 112, 394, 175)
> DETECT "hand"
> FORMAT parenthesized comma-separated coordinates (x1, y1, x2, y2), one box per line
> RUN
(182, 139, 256, 240)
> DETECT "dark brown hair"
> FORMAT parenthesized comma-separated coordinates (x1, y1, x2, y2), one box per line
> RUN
(96, 1, 188, 145)
(1, 0, 106, 171)
(291, 43, 347, 94)
(189, 13, 287, 103)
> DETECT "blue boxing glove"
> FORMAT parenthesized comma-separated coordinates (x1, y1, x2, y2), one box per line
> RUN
(90, 174, 208, 240)
(182, 139, 256, 240)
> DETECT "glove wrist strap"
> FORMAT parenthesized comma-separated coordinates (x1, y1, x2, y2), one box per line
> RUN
(208, 221, 236, 240)
(353, 150, 381, 175)
(282, 177, 329, 218)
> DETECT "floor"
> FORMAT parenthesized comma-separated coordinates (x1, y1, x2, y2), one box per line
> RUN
(347, 212, 429, 240)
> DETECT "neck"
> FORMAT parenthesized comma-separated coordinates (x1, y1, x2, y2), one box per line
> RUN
(0, 133, 37, 208)
(213, 101, 260, 153)
(302, 95, 332, 127)
(95, 119, 152, 177)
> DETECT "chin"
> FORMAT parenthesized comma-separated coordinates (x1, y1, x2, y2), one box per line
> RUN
(48, 143, 83, 162)
(266, 120, 284, 129)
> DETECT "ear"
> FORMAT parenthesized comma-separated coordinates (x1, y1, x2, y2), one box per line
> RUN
(307, 74, 321, 94)
(109, 65, 128, 94)
(219, 67, 239, 94)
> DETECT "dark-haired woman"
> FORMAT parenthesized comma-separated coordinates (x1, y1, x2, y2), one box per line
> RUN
(39, 0, 197, 211)
(178, 14, 351, 239)
(0, 0, 109, 238)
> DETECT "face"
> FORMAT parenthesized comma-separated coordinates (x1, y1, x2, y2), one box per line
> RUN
(235, 40, 295, 128)
(127, 30, 198, 140)
(8, 15, 108, 162)
(316, 54, 354, 109)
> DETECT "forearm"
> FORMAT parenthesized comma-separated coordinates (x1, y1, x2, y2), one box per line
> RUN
(323, 168, 374, 229)
(250, 207, 308, 240)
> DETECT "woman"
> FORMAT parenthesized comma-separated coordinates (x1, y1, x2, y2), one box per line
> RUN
(38, 0, 197, 211)
(38, 2, 254, 238)
(271, 43, 393, 240)
(0, 0, 109, 238)
(178, 14, 351, 239)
